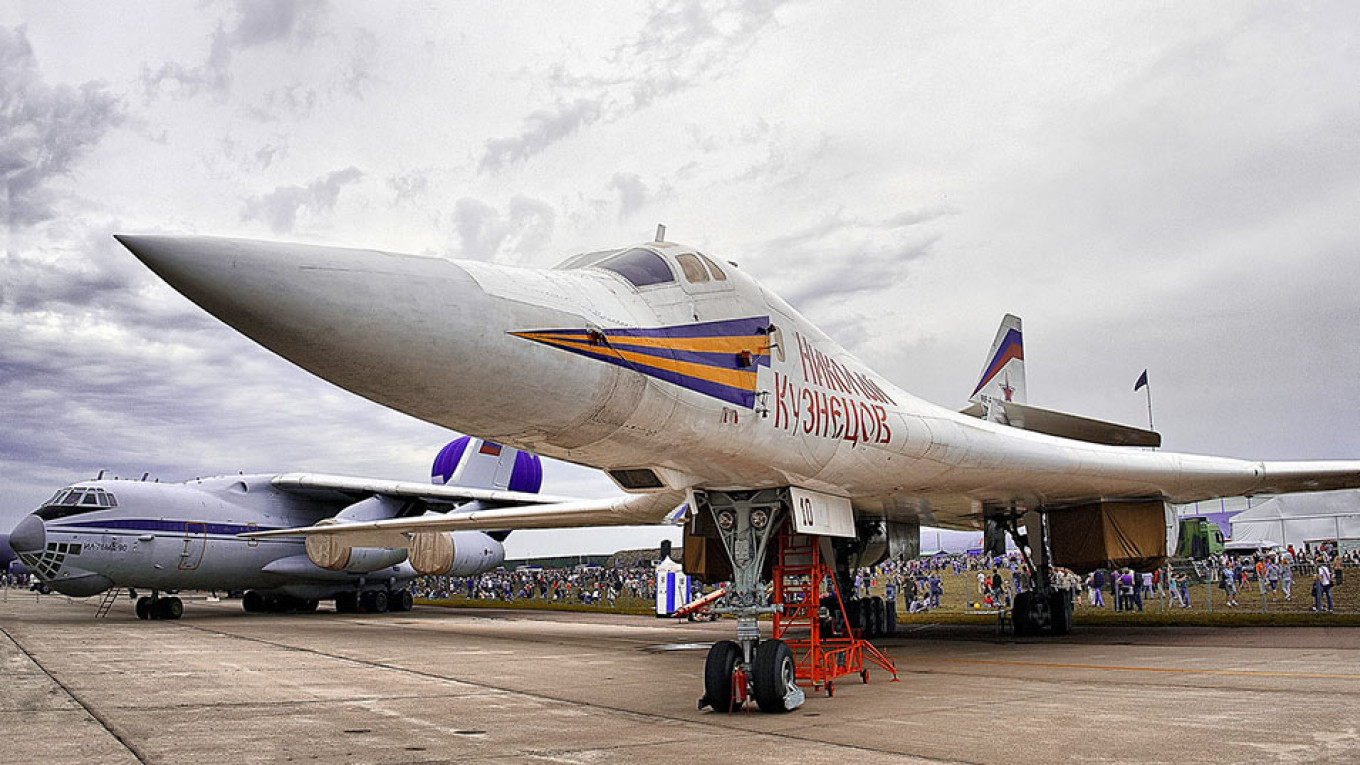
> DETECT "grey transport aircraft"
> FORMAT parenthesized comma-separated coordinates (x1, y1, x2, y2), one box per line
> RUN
(114, 231, 1360, 712)
(8, 437, 549, 619)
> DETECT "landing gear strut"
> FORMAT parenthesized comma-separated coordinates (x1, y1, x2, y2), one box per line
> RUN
(999, 510, 1072, 637)
(694, 489, 805, 714)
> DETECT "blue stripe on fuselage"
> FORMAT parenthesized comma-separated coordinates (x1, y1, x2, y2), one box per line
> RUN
(49, 519, 286, 537)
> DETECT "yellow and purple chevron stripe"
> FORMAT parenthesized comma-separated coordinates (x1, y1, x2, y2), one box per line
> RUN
(511, 316, 772, 408)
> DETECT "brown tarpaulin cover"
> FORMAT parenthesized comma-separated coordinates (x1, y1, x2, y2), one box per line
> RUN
(1048, 501, 1168, 574)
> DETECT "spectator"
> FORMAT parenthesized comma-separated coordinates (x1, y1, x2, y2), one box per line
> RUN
(1313, 558, 1334, 613)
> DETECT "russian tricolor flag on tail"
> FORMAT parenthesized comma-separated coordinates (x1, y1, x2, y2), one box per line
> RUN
(970, 313, 1026, 405)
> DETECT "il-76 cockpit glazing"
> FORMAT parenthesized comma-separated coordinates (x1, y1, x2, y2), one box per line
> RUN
(35, 486, 119, 521)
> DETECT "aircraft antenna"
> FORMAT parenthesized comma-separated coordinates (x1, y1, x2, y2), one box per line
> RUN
(97, 469, 105, 480)
(141, 472, 150, 481)
(654, 223, 666, 242)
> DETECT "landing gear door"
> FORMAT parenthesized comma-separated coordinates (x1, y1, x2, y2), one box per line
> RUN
(788, 487, 856, 538)
(179, 521, 207, 570)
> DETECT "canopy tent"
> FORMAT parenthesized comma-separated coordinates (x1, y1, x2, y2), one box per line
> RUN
(1227, 490, 1360, 553)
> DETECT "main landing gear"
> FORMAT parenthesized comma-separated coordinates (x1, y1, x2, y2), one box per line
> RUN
(135, 592, 183, 620)
(998, 511, 1073, 637)
(332, 588, 414, 615)
(241, 591, 319, 614)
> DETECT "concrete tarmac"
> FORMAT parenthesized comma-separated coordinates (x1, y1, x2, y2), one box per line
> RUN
(3, 592, 1359, 764)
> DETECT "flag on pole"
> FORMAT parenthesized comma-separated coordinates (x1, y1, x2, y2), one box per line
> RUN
(1133, 369, 1149, 391)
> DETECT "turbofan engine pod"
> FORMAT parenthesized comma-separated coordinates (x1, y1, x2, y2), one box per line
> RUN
(409, 530, 505, 576)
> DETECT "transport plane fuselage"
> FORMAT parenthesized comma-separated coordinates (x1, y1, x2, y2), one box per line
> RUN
(10, 475, 416, 600)
(8, 437, 539, 617)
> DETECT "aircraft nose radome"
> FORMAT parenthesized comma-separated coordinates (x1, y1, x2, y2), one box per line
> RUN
(10, 514, 45, 554)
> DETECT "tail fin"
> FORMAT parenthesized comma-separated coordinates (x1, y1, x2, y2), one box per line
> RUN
(430, 436, 542, 493)
(970, 314, 1025, 407)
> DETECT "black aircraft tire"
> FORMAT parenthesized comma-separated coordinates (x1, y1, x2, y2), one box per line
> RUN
(393, 590, 414, 612)
(135, 597, 152, 620)
(846, 598, 863, 635)
(335, 592, 358, 614)
(1048, 590, 1073, 636)
(361, 590, 389, 613)
(297, 599, 319, 613)
(883, 600, 898, 636)
(242, 591, 264, 613)
(702, 640, 743, 713)
(752, 639, 797, 714)
(870, 596, 886, 639)
(164, 597, 184, 620)
(1012, 591, 1033, 637)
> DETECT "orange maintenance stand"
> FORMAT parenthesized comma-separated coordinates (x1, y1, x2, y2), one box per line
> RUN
(771, 531, 897, 695)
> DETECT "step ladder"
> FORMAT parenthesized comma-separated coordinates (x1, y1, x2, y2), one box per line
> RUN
(94, 587, 120, 618)
(771, 530, 896, 696)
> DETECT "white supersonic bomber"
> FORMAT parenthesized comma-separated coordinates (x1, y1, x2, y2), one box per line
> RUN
(113, 231, 1360, 712)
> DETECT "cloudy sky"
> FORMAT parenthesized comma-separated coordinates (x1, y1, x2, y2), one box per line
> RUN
(3, 2, 1359, 555)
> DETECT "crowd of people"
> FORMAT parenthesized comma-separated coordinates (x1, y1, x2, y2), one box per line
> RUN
(1075, 548, 1348, 613)
(413, 560, 662, 607)
(414, 545, 1353, 616)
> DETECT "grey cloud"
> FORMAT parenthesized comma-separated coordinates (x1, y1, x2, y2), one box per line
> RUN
(0, 26, 125, 228)
(479, 1, 785, 172)
(388, 172, 429, 204)
(622, 0, 786, 108)
(479, 98, 604, 173)
(759, 207, 953, 311)
(610, 173, 650, 220)
(240, 166, 364, 233)
(452, 196, 556, 263)
(342, 29, 379, 98)
(142, 0, 329, 99)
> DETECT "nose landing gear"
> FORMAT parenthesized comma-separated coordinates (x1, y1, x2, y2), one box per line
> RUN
(694, 489, 891, 714)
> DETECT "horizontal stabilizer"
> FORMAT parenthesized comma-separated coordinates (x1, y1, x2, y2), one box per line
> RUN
(960, 400, 1161, 448)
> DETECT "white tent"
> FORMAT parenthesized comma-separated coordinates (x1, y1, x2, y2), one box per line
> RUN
(1228, 490, 1360, 553)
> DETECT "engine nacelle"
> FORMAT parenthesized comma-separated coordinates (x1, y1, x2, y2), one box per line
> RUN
(305, 534, 409, 573)
(408, 531, 505, 576)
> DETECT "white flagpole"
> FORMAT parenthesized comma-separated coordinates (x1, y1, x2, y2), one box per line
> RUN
(1144, 379, 1154, 433)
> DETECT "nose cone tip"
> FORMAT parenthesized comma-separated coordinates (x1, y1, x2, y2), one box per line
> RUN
(10, 514, 46, 554)
(113, 233, 192, 272)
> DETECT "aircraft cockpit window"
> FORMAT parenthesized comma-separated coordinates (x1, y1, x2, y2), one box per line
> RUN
(555, 249, 621, 270)
(697, 253, 728, 281)
(675, 253, 709, 283)
(594, 248, 675, 288)
(37, 487, 115, 520)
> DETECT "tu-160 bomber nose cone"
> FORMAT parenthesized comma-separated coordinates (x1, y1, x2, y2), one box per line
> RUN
(113, 233, 534, 435)
(9, 514, 45, 554)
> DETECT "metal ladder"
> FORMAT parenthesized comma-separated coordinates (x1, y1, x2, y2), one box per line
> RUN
(771, 530, 896, 696)
(94, 588, 120, 618)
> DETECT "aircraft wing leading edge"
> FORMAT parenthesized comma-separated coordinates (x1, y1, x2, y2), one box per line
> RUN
(270, 473, 576, 506)
(245, 489, 687, 542)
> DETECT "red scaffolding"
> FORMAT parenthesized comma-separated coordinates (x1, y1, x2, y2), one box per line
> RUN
(771, 529, 897, 695)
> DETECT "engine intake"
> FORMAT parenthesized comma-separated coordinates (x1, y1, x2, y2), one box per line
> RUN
(409, 531, 505, 576)
(304, 534, 408, 573)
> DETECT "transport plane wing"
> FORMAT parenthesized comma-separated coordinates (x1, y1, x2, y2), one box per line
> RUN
(270, 473, 576, 506)
(246, 489, 686, 542)
(116, 230, 1360, 713)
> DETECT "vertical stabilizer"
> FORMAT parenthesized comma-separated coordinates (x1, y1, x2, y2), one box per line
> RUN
(970, 314, 1026, 408)
(430, 436, 542, 493)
